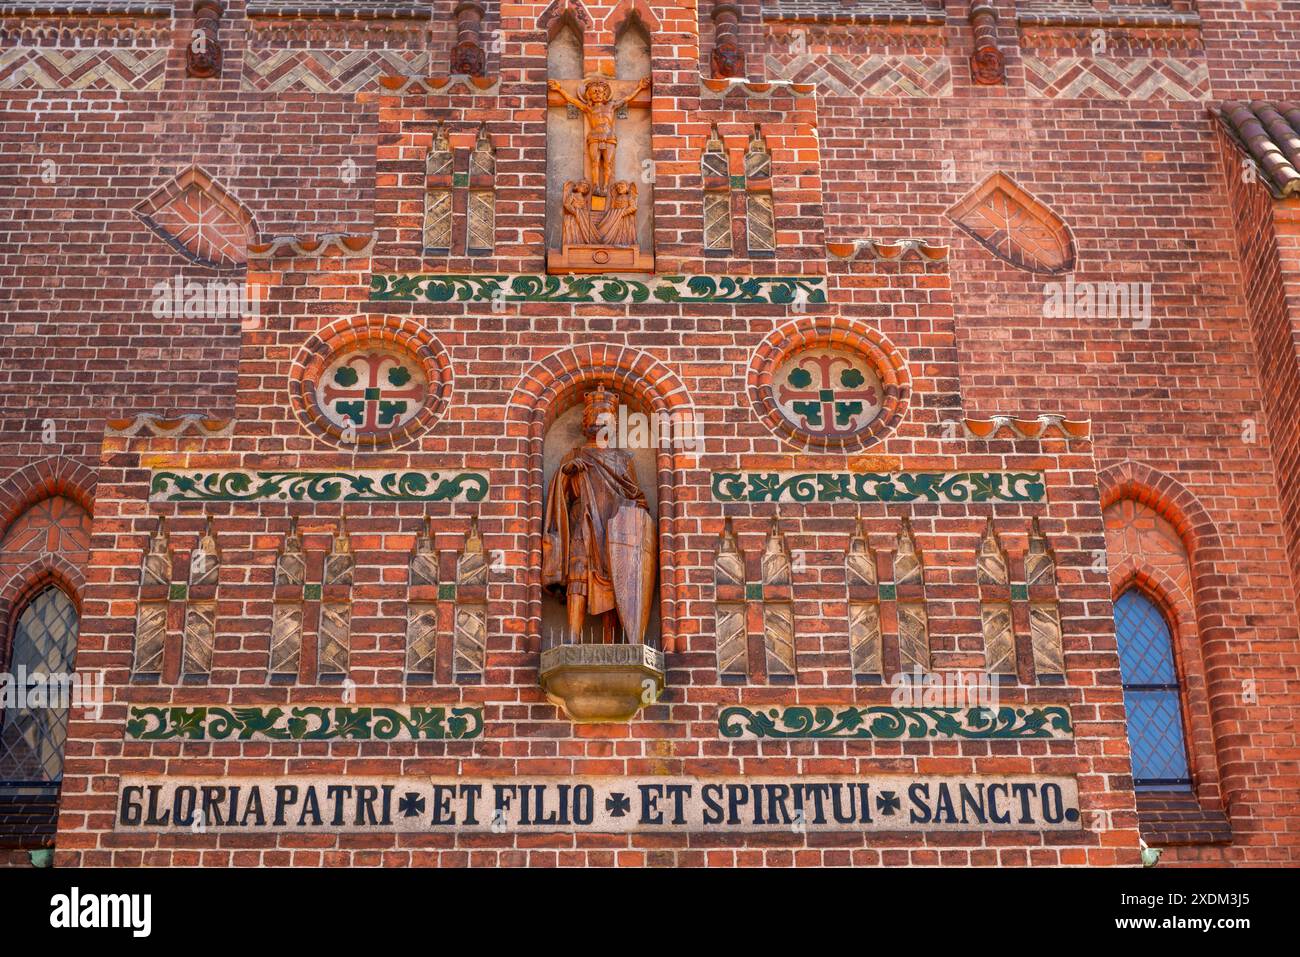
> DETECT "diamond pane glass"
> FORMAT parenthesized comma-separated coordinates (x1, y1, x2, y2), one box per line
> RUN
(1115, 589, 1191, 790)
(0, 587, 79, 785)
(1124, 690, 1191, 788)
(1115, 589, 1177, 685)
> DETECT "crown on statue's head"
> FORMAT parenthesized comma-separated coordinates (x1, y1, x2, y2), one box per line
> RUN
(584, 385, 619, 418)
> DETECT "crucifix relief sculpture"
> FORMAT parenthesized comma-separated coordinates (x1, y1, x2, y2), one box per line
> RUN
(546, 74, 654, 273)
(542, 387, 657, 646)
(548, 77, 647, 202)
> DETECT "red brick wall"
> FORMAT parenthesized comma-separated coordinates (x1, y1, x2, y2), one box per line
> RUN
(0, 1, 1298, 865)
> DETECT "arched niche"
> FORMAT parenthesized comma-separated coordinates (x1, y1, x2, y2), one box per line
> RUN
(540, 387, 660, 648)
(545, 21, 586, 251)
(612, 15, 653, 252)
(511, 348, 693, 655)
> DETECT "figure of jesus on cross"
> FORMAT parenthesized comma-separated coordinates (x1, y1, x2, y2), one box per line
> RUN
(547, 76, 651, 200)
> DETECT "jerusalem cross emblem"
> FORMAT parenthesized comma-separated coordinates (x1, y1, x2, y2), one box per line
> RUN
(318, 352, 426, 435)
(776, 353, 881, 437)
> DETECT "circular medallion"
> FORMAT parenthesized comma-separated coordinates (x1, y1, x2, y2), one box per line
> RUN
(290, 317, 452, 449)
(315, 348, 427, 439)
(749, 319, 910, 451)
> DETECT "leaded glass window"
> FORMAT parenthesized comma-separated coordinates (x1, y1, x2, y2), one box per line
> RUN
(0, 586, 79, 786)
(1115, 589, 1191, 791)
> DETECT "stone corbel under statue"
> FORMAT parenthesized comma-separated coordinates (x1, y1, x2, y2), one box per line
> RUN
(546, 76, 654, 274)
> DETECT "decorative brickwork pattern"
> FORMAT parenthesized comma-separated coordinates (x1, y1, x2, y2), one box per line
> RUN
(131, 518, 170, 677)
(893, 519, 929, 673)
(241, 16, 429, 93)
(1026, 519, 1064, 679)
(760, 517, 796, 679)
(318, 521, 354, 678)
(744, 126, 775, 253)
(845, 518, 881, 678)
(977, 519, 1015, 676)
(424, 123, 454, 252)
(404, 518, 439, 678)
(713, 518, 749, 679)
(701, 124, 733, 252)
(181, 519, 220, 680)
(765, 51, 951, 98)
(453, 517, 488, 680)
(0, 45, 166, 92)
(269, 519, 306, 677)
(133, 167, 258, 270)
(947, 171, 1076, 275)
(1022, 56, 1209, 101)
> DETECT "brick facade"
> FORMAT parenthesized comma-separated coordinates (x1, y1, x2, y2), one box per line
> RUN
(1, 0, 1298, 867)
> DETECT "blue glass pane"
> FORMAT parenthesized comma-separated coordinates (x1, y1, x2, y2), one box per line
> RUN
(1115, 589, 1191, 790)
(1124, 690, 1191, 788)
(1114, 590, 1176, 685)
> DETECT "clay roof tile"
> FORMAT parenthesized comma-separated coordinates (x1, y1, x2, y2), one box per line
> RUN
(1219, 100, 1300, 199)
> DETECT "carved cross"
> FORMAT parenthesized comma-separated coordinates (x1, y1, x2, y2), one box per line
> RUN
(320, 353, 425, 434)
(546, 75, 651, 201)
(776, 354, 880, 437)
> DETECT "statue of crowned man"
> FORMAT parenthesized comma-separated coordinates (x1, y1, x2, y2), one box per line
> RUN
(542, 387, 656, 645)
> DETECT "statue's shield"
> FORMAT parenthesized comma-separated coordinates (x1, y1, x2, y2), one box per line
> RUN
(609, 503, 656, 643)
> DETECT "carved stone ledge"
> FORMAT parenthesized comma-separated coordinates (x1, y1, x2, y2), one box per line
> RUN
(539, 643, 665, 723)
(827, 238, 949, 262)
(375, 74, 500, 95)
(247, 232, 373, 261)
(547, 244, 653, 274)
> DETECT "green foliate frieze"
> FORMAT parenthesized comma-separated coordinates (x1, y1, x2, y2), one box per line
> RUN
(368, 273, 827, 306)
(718, 705, 1073, 740)
(711, 471, 1046, 504)
(149, 470, 489, 503)
(126, 705, 484, 741)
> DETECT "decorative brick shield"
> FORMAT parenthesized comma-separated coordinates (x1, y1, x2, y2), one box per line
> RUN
(946, 171, 1076, 275)
(133, 166, 256, 270)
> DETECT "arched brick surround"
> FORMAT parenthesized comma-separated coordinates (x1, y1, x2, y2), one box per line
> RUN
(1099, 462, 1231, 818)
(538, 0, 593, 39)
(0, 458, 94, 664)
(0, 456, 96, 541)
(508, 345, 693, 653)
(603, 0, 660, 38)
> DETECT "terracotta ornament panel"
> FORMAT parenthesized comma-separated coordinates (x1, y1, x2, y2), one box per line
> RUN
(946, 172, 1075, 275)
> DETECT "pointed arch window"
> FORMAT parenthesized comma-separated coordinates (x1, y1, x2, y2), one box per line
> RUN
(0, 586, 79, 786)
(1115, 589, 1192, 791)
